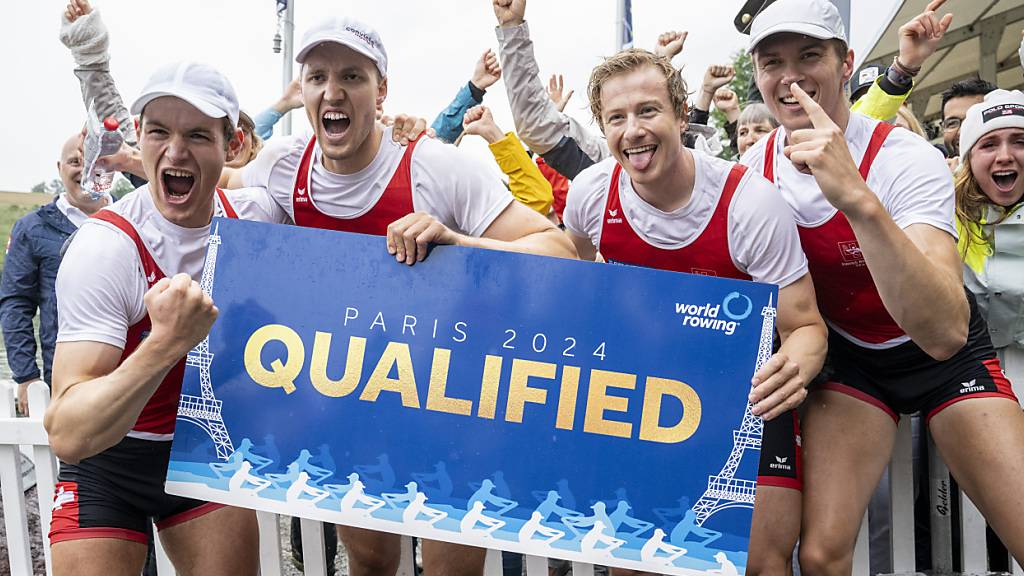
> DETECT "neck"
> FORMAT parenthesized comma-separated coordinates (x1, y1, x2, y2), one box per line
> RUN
(65, 192, 109, 216)
(632, 146, 696, 212)
(321, 125, 384, 175)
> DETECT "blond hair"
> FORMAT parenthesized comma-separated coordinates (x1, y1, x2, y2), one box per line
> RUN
(895, 106, 925, 138)
(588, 48, 688, 131)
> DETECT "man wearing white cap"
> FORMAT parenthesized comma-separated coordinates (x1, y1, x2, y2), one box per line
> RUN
(222, 15, 573, 576)
(224, 17, 573, 265)
(44, 61, 286, 575)
(741, 0, 1024, 571)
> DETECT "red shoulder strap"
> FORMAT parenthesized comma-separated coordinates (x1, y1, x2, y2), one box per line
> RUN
(763, 129, 779, 183)
(723, 163, 748, 198)
(604, 164, 624, 214)
(91, 210, 166, 287)
(858, 122, 895, 179)
(216, 188, 238, 219)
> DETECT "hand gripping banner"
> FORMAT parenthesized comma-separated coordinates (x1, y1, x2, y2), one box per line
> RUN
(166, 218, 779, 575)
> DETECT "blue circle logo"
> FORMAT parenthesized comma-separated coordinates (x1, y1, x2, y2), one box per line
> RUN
(722, 292, 752, 320)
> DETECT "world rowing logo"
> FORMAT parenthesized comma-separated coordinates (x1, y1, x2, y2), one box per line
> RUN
(675, 291, 753, 336)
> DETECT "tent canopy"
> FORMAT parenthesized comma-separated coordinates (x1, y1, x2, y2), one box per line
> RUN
(860, 0, 1024, 122)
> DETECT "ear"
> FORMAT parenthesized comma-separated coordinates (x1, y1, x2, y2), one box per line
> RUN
(225, 128, 244, 162)
(134, 116, 142, 142)
(377, 76, 388, 108)
(841, 48, 856, 85)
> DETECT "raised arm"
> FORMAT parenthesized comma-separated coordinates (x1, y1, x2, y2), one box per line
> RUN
(493, 0, 609, 173)
(785, 84, 968, 360)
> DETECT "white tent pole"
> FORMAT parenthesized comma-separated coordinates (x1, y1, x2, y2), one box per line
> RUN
(281, 0, 296, 136)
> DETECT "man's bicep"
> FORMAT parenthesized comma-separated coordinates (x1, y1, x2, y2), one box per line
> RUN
(51, 341, 123, 398)
(904, 223, 964, 283)
(775, 273, 824, 340)
(480, 200, 555, 242)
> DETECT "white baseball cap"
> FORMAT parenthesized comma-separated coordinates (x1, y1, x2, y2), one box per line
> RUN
(959, 89, 1024, 159)
(296, 17, 388, 79)
(131, 61, 240, 127)
(748, 0, 847, 53)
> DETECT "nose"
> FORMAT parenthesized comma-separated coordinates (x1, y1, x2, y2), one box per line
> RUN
(624, 114, 646, 140)
(995, 141, 1016, 164)
(165, 134, 189, 163)
(325, 76, 346, 103)
(780, 64, 805, 90)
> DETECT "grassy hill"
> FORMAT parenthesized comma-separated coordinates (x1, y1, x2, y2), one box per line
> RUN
(0, 192, 55, 272)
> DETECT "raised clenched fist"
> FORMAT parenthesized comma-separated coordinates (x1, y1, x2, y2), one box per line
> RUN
(144, 273, 218, 359)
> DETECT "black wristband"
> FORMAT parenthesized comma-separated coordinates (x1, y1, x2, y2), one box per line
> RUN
(882, 66, 913, 95)
(467, 81, 486, 101)
(689, 108, 711, 126)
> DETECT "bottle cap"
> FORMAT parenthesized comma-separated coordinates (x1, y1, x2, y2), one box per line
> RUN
(103, 117, 120, 131)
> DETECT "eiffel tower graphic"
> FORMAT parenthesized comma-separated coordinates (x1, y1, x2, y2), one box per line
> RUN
(176, 223, 234, 461)
(691, 294, 775, 525)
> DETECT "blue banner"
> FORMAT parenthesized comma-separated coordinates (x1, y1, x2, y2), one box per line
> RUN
(166, 218, 777, 574)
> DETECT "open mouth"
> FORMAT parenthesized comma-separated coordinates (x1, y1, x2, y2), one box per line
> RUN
(780, 90, 816, 109)
(623, 144, 658, 171)
(161, 168, 196, 204)
(322, 111, 351, 140)
(992, 170, 1019, 192)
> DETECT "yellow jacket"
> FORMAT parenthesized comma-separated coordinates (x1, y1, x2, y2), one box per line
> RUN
(488, 132, 553, 215)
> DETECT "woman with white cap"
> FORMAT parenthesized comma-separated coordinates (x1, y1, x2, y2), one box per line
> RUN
(956, 89, 1024, 394)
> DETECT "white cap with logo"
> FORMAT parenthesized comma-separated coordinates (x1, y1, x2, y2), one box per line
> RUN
(130, 61, 240, 127)
(748, 0, 847, 53)
(296, 17, 388, 79)
(959, 89, 1024, 159)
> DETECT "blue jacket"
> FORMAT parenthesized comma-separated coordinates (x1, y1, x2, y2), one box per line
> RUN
(430, 82, 486, 144)
(0, 199, 77, 384)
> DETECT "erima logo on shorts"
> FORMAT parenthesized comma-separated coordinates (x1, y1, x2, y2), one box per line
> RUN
(675, 292, 752, 336)
(769, 456, 792, 471)
(959, 379, 985, 394)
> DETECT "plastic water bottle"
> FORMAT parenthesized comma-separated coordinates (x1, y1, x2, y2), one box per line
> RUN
(82, 115, 124, 200)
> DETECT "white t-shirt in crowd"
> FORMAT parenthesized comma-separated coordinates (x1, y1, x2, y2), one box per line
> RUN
(241, 127, 513, 237)
(563, 149, 809, 288)
(56, 186, 287, 349)
(741, 112, 957, 237)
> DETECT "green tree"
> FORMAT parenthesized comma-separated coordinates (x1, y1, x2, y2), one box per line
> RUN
(31, 182, 46, 193)
(709, 50, 754, 160)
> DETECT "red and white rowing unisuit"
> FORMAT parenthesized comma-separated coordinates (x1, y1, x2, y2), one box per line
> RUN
(240, 128, 513, 238)
(89, 189, 238, 437)
(292, 135, 417, 233)
(745, 112, 958, 348)
(563, 150, 809, 289)
(55, 186, 281, 441)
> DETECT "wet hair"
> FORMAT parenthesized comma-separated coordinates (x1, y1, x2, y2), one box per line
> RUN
(737, 102, 779, 129)
(588, 48, 689, 131)
(941, 78, 996, 119)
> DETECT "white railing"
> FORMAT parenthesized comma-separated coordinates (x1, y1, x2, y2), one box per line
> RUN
(0, 380, 1018, 576)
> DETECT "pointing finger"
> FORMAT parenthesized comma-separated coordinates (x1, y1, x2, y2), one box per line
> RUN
(925, 0, 947, 12)
(790, 83, 834, 130)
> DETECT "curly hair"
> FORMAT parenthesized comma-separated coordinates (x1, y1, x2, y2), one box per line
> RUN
(587, 48, 689, 131)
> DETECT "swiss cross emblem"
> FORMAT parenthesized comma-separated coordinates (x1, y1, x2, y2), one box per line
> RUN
(838, 241, 864, 264)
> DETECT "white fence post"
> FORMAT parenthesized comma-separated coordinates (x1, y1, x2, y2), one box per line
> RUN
(889, 417, 915, 573)
(299, 517, 328, 576)
(27, 381, 57, 576)
(257, 512, 284, 576)
(0, 382, 33, 576)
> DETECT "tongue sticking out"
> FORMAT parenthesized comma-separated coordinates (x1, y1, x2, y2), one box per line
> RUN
(627, 149, 656, 171)
(164, 174, 194, 196)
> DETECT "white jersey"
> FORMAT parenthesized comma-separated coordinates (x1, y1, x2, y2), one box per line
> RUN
(741, 112, 956, 236)
(563, 150, 808, 288)
(56, 186, 286, 349)
(241, 127, 513, 236)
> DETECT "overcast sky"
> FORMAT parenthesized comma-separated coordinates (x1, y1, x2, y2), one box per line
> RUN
(1, 0, 898, 192)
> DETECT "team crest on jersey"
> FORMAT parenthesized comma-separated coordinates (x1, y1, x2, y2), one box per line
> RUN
(838, 241, 866, 267)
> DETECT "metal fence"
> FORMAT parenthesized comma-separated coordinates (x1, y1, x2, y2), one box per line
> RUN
(0, 381, 1019, 576)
